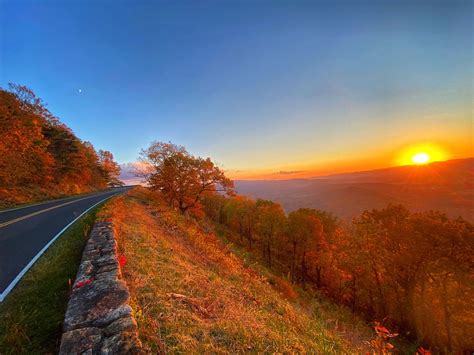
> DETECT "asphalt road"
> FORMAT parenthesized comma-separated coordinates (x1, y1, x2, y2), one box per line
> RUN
(0, 187, 129, 301)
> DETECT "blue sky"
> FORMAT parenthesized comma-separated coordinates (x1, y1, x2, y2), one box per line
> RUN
(1, 0, 472, 178)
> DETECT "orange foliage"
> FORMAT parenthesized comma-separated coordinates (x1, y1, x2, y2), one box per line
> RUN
(0, 84, 121, 207)
(369, 321, 398, 353)
(139, 141, 233, 214)
(203, 194, 474, 352)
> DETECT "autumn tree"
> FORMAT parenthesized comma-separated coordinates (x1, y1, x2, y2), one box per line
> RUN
(98, 150, 122, 186)
(408, 212, 474, 351)
(255, 199, 286, 268)
(7, 83, 56, 121)
(351, 206, 407, 318)
(224, 196, 258, 248)
(311, 209, 338, 238)
(140, 141, 234, 213)
(348, 205, 474, 351)
(0, 87, 54, 189)
(0, 84, 120, 206)
(201, 194, 228, 224)
(287, 208, 323, 285)
(331, 227, 366, 312)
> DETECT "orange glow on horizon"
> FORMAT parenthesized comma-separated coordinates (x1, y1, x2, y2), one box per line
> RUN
(225, 141, 472, 181)
(226, 157, 394, 180)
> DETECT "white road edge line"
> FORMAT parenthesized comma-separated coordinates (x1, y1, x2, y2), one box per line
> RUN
(0, 193, 119, 303)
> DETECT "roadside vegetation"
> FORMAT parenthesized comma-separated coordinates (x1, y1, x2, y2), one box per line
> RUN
(131, 141, 473, 353)
(0, 207, 101, 354)
(0, 84, 122, 209)
(99, 187, 373, 353)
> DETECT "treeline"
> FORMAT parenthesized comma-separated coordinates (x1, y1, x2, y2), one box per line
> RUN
(139, 141, 473, 352)
(201, 195, 474, 352)
(0, 84, 121, 207)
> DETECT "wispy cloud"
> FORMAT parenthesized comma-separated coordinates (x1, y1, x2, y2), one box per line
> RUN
(119, 162, 150, 185)
(273, 170, 305, 175)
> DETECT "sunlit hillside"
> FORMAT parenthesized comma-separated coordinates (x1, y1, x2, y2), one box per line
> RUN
(98, 188, 375, 353)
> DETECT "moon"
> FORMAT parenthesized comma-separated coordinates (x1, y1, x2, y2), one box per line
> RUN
(78, 89, 82, 93)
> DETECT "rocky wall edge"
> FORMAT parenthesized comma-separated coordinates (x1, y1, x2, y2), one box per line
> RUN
(59, 221, 144, 354)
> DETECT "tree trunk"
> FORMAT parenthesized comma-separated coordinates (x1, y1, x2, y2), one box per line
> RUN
(267, 240, 272, 268)
(368, 289, 375, 316)
(247, 226, 253, 250)
(218, 206, 225, 224)
(291, 241, 297, 283)
(372, 266, 386, 316)
(315, 266, 322, 289)
(179, 203, 187, 214)
(301, 250, 307, 286)
(441, 276, 453, 353)
(239, 221, 244, 243)
(351, 275, 357, 312)
(403, 283, 417, 336)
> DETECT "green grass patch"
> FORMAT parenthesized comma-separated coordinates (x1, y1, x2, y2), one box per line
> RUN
(0, 207, 101, 354)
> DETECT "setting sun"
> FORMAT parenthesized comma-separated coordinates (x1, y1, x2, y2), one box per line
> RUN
(411, 152, 430, 165)
(397, 143, 448, 166)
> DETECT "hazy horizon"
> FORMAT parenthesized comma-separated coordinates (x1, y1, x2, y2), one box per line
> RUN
(119, 156, 474, 185)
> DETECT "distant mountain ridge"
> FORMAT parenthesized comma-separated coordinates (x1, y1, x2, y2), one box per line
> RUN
(235, 158, 474, 221)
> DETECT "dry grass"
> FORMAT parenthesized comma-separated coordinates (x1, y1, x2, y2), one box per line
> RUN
(98, 187, 372, 353)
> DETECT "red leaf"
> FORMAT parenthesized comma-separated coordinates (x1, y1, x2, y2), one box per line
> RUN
(75, 278, 92, 289)
(118, 255, 127, 268)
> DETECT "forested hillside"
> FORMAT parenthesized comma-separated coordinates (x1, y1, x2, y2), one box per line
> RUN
(135, 141, 473, 353)
(0, 84, 121, 208)
(100, 187, 375, 353)
(203, 196, 474, 352)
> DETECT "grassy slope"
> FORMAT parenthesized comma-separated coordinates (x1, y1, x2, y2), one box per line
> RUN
(100, 188, 373, 353)
(0, 208, 100, 354)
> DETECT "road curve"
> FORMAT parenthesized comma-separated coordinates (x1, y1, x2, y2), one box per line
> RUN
(0, 187, 129, 302)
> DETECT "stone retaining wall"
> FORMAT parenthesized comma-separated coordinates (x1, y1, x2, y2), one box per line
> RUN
(59, 221, 144, 354)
